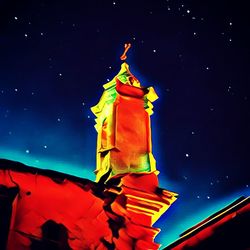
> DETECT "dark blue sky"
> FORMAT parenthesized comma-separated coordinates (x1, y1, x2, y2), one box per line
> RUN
(0, 0, 249, 247)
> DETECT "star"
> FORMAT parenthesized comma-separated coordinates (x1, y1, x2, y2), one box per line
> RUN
(153, 49, 157, 53)
(26, 149, 30, 154)
(24, 33, 28, 37)
(185, 153, 189, 157)
(207, 196, 210, 199)
(57, 118, 61, 122)
(187, 9, 190, 13)
(44, 145, 47, 149)
(14, 16, 18, 20)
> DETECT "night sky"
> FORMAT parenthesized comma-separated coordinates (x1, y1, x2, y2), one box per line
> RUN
(0, 0, 249, 247)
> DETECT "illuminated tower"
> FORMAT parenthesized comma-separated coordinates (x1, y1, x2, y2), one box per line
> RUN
(91, 44, 159, 182)
(91, 44, 178, 249)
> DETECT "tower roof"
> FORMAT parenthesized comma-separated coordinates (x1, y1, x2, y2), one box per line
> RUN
(103, 62, 141, 90)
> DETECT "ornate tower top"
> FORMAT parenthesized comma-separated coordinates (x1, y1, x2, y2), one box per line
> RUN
(91, 45, 158, 182)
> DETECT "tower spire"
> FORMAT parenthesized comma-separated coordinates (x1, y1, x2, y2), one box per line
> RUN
(90, 47, 178, 249)
(91, 47, 159, 182)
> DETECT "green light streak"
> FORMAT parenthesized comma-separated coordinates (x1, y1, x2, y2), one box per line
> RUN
(158, 189, 250, 249)
(0, 147, 95, 180)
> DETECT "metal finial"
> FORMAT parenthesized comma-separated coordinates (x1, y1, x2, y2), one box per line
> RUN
(120, 43, 131, 61)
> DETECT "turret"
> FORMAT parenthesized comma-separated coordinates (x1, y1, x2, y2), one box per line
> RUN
(91, 44, 159, 182)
